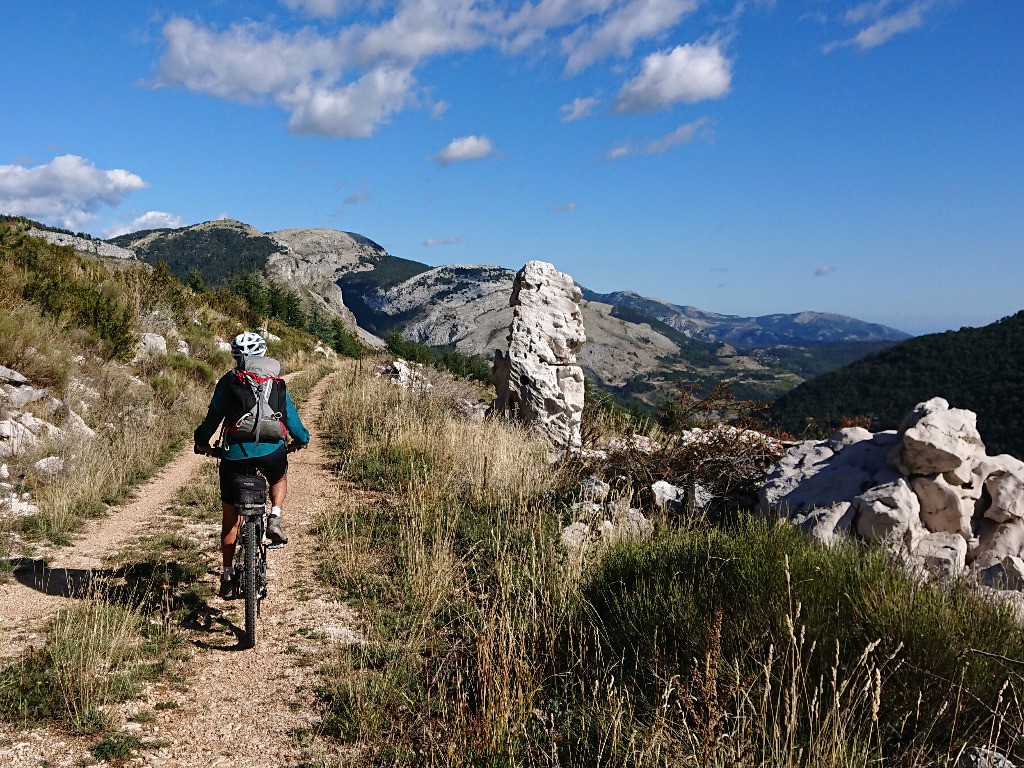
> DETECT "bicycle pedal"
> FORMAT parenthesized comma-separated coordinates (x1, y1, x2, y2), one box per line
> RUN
(266, 542, 285, 550)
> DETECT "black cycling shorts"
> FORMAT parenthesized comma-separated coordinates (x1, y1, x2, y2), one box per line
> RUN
(219, 445, 288, 505)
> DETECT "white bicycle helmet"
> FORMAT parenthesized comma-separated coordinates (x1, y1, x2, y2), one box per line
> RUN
(231, 331, 267, 358)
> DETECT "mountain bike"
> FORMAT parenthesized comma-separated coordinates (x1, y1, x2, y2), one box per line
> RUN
(195, 444, 301, 649)
(232, 472, 274, 649)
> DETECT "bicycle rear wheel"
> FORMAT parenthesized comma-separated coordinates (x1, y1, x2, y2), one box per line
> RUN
(242, 516, 258, 648)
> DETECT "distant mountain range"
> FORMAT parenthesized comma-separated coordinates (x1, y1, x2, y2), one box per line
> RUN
(108, 219, 911, 407)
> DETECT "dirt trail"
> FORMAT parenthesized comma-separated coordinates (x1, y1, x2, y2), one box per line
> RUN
(0, 446, 208, 658)
(0, 372, 360, 767)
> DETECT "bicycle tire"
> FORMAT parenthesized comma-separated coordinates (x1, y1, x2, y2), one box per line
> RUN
(242, 516, 258, 648)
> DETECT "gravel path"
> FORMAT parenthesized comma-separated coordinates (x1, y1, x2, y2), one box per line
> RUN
(0, 372, 359, 767)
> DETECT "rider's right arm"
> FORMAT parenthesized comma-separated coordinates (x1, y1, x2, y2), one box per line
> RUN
(193, 374, 231, 449)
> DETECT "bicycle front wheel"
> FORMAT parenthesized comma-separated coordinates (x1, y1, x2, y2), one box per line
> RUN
(241, 516, 258, 648)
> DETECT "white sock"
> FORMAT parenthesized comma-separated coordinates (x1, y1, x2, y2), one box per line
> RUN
(222, 565, 233, 580)
(270, 506, 282, 518)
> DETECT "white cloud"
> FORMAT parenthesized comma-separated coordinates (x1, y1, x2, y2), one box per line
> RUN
(280, 0, 350, 18)
(814, 265, 836, 276)
(430, 100, 451, 119)
(343, 188, 369, 205)
(826, 0, 948, 52)
(431, 135, 497, 166)
(615, 43, 732, 113)
(0, 155, 148, 231)
(551, 202, 578, 212)
(605, 117, 712, 159)
(104, 210, 185, 238)
(563, 0, 698, 74)
(560, 96, 599, 122)
(153, 2, 733, 138)
(285, 66, 417, 138)
(424, 236, 463, 245)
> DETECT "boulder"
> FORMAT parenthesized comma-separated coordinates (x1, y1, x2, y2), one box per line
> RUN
(33, 456, 64, 477)
(133, 332, 168, 362)
(972, 519, 1024, 568)
(1, 383, 48, 409)
(0, 418, 38, 458)
(759, 431, 895, 518)
(490, 261, 586, 450)
(0, 463, 8, 480)
(914, 532, 968, 579)
(984, 470, 1024, 523)
(561, 522, 591, 551)
(912, 474, 975, 538)
(0, 365, 29, 385)
(977, 556, 1024, 591)
(896, 401, 984, 476)
(854, 479, 924, 548)
(652, 480, 685, 514)
(796, 502, 856, 547)
(176, 338, 190, 355)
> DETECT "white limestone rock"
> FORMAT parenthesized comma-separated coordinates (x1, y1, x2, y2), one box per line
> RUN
(176, 338, 190, 355)
(759, 431, 896, 518)
(911, 474, 976, 538)
(133, 333, 168, 362)
(0, 419, 38, 458)
(33, 456, 64, 477)
(1, 384, 48, 409)
(796, 502, 856, 547)
(972, 519, 1024, 568)
(491, 261, 586, 450)
(977, 556, 1024, 591)
(983, 469, 1024, 523)
(582, 477, 611, 504)
(0, 365, 29, 385)
(561, 522, 591, 551)
(651, 480, 685, 514)
(854, 479, 924, 548)
(895, 400, 984, 476)
(913, 531, 968, 579)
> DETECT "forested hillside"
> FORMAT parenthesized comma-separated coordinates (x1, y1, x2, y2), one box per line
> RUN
(767, 311, 1024, 457)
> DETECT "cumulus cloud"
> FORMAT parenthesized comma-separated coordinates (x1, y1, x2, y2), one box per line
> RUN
(563, 0, 698, 75)
(104, 210, 186, 238)
(551, 202, 579, 212)
(814, 265, 835, 276)
(560, 96, 599, 122)
(424, 236, 464, 246)
(606, 118, 712, 159)
(285, 66, 417, 138)
(0, 155, 147, 231)
(153, 1, 727, 138)
(431, 135, 497, 166)
(615, 43, 731, 113)
(826, 0, 949, 51)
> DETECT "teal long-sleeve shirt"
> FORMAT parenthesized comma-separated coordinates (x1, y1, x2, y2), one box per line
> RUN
(193, 371, 310, 460)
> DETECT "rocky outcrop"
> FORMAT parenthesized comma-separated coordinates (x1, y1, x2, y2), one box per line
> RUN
(759, 398, 1024, 588)
(29, 228, 138, 261)
(491, 261, 586, 451)
(267, 228, 386, 350)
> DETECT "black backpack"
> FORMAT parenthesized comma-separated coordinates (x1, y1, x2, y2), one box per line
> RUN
(223, 356, 288, 445)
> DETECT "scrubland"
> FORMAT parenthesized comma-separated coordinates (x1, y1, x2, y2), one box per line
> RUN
(312, 359, 1023, 767)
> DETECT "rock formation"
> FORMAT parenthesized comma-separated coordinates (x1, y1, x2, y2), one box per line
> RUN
(759, 397, 1024, 588)
(491, 261, 586, 450)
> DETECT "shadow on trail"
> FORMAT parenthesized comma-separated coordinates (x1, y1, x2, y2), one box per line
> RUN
(11, 557, 249, 652)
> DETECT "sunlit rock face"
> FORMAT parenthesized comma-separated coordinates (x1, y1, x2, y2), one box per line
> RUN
(491, 261, 586, 451)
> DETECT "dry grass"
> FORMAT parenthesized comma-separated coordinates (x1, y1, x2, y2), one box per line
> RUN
(309, 358, 1024, 768)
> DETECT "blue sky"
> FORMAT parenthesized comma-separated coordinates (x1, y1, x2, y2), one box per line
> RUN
(2, 1, 1021, 335)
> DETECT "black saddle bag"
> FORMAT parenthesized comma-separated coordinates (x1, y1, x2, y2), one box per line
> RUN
(234, 476, 266, 512)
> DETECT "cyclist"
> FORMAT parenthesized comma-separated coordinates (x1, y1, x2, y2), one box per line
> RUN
(193, 331, 310, 598)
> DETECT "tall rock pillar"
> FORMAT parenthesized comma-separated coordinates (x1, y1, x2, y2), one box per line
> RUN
(491, 261, 586, 450)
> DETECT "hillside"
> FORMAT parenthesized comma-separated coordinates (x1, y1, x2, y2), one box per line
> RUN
(767, 310, 1024, 457)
